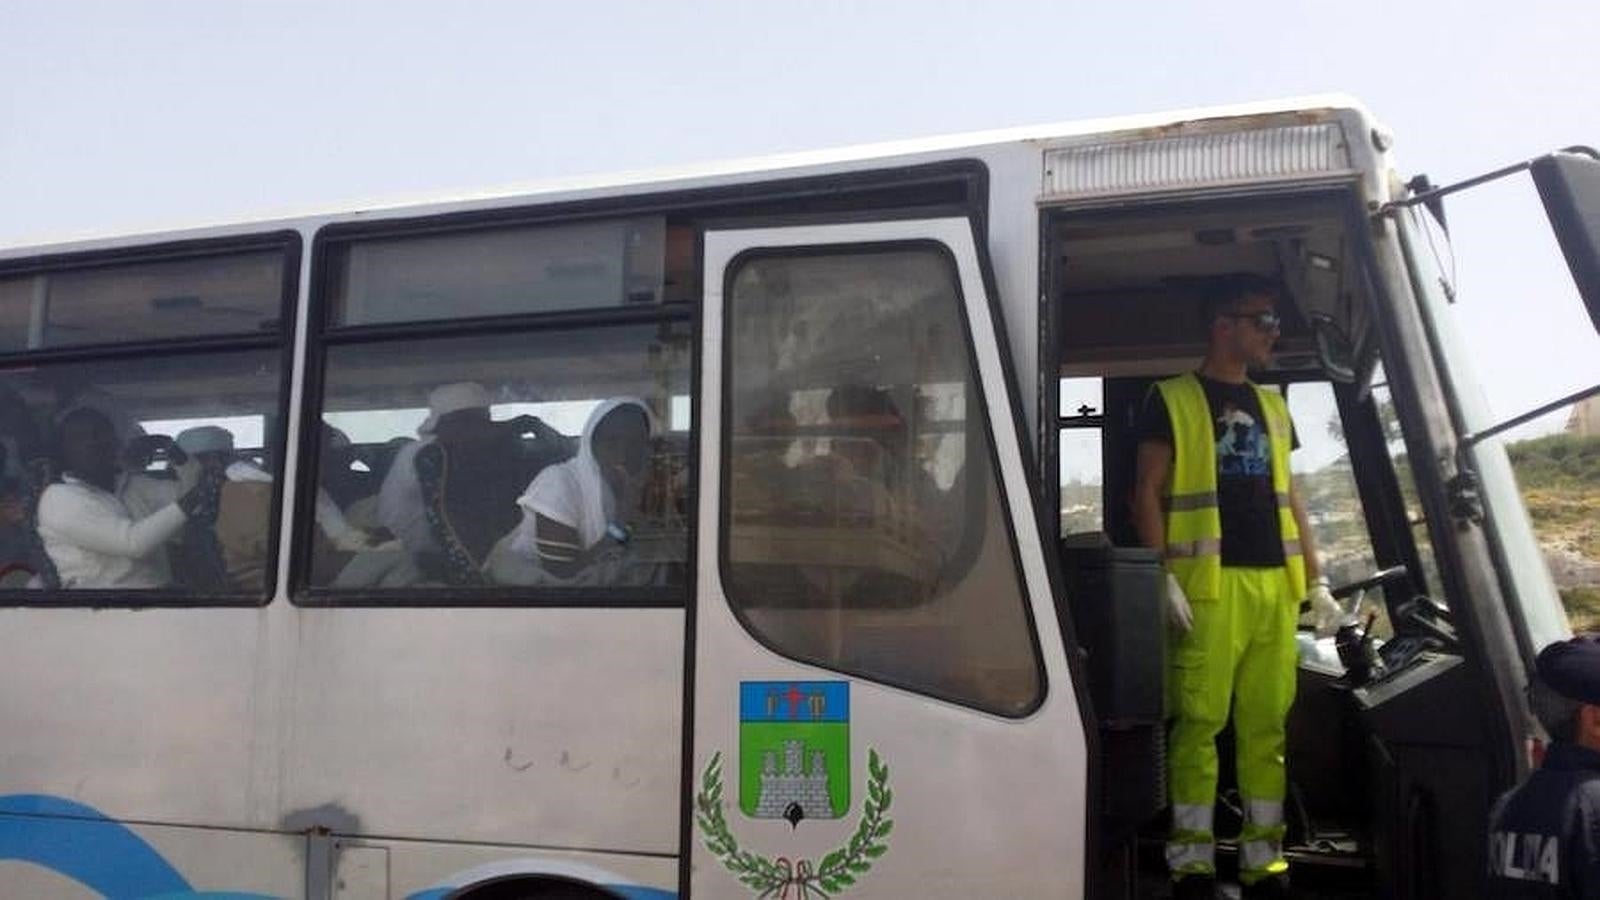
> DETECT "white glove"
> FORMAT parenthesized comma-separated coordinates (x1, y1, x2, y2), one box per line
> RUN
(1166, 572, 1194, 634)
(1306, 577, 1342, 638)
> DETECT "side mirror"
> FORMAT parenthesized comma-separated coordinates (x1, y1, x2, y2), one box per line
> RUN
(1531, 149, 1600, 335)
(1310, 313, 1356, 383)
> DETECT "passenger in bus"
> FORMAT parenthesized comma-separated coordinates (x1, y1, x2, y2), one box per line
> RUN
(492, 398, 656, 585)
(819, 385, 955, 561)
(0, 386, 46, 585)
(314, 425, 389, 549)
(167, 426, 275, 592)
(376, 384, 479, 566)
(35, 407, 223, 590)
(373, 382, 557, 586)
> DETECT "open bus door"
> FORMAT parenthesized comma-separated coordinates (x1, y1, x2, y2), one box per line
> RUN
(689, 217, 1093, 897)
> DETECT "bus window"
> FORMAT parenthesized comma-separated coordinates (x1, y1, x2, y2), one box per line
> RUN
(326, 217, 667, 327)
(306, 321, 691, 596)
(0, 251, 285, 350)
(0, 241, 292, 601)
(1368, 372, 1443, 597)
(1059, 377, 1105, 536)
(722, 246, 1042, 716)
(0, 277, 34, 352)
(1285, 380, 1386, 630)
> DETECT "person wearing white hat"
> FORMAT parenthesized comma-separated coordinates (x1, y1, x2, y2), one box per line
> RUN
(376, 382, 551, 585)
(171, 425, 278, 592)
(376, 384, 491, 568)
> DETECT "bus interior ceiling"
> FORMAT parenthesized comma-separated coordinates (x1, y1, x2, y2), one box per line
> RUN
(1050, 192, 1374, 541)
(1052, 192, 1368, 380)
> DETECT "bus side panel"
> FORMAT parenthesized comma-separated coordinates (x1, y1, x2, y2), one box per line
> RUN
(282, 607, 684, 855)
(0, 608, 272, 827)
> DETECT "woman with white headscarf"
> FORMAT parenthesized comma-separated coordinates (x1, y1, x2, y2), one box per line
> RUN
(490, 397, 655, 584)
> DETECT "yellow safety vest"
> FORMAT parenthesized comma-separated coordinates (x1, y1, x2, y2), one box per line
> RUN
(1155, 373, 1307, 601)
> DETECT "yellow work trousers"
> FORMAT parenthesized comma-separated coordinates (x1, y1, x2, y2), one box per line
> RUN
(1166, 566, 1297, 884)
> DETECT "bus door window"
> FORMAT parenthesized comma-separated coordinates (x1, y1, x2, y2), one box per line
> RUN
(722, 246, 1042, 716)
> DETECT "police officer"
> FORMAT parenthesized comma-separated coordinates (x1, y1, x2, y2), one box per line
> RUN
(1488, 637, 1600, 898)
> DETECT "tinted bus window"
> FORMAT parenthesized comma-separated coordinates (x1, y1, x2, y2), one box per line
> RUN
(0, 277, 36, 352)
(327, 217, 667, 327)
(0, 252, 284, 350)
(0, 241, 293, 602)
(0, 349, 283, 596)
(307, 321, 690, 594)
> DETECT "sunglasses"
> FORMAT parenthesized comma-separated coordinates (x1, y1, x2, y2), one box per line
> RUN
(1221, 311, 1282, 331)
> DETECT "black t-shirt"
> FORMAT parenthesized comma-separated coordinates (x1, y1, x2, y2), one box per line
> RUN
(1137, 375, 1299, 567)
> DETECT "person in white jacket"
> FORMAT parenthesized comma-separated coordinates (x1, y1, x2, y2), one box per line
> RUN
(37, 407, 217, 590)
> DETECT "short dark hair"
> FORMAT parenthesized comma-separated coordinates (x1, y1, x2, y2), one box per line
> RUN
(1201, 273, 1283, 324)
(1531, 677, 1582, 743)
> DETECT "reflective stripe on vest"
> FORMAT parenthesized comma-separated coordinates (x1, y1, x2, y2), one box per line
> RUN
(1154, 373, 1307, 601)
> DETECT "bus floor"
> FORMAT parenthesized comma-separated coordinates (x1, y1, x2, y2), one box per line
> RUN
(1123, 831, 1376, 899)
(1111, 722, 1378, 898)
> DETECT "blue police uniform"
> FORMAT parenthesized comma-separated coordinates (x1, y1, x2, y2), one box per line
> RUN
(1488, 742, 1600, 897)
(1489, 638, 1600, 898)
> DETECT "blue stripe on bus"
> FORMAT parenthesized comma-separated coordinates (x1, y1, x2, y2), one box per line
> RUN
(605, 887, 676, 899)
(0, 793, 277, 898)
(3, 793, 672, 900)
(739, 680, 849, 722)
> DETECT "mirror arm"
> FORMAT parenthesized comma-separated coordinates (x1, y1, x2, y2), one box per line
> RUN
(1378, 147, 1600, 218)
(1457, 382, 1600, 463)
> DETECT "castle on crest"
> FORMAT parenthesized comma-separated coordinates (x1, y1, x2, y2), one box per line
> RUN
(755, 739, 837, 820)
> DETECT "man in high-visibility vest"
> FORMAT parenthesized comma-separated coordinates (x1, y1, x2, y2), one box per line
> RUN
(1132, 274, 1342, 900)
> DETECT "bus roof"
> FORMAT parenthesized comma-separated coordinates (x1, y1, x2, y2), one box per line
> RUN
(2, 93, 1375, 256)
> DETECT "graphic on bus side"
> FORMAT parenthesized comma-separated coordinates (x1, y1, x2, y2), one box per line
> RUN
(739, 681, 850, 823)
(696, 681, 893, 897)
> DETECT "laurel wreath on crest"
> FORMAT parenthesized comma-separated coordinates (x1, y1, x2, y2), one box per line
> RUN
(695, 748, 894, 898)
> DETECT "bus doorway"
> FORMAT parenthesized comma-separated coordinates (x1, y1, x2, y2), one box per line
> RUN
(1042, 191, 1497, 898)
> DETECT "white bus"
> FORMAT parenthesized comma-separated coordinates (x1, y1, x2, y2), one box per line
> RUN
(0, 95, 1595, 899)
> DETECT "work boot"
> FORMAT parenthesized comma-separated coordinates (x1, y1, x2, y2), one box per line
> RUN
(1172, 873, 1222, 900)
(1241, 873, 1292, 898)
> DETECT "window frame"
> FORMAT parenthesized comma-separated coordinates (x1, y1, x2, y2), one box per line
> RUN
(295, 222, 696, 609)
(714, 236, 1048, 718)
(0, 230, 302, 608)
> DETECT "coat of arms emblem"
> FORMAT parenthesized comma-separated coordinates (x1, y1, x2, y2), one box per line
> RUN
(739, 680, 849, 824)
(698, 680, 894, 897)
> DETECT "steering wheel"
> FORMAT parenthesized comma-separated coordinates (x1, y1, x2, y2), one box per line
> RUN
(1330, 564, 1411, 601)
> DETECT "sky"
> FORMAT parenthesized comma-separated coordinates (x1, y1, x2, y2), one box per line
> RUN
(2, 0, 1598, 482)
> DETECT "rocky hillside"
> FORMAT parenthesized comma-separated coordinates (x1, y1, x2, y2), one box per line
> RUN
(1508, 433, 1600, 629)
